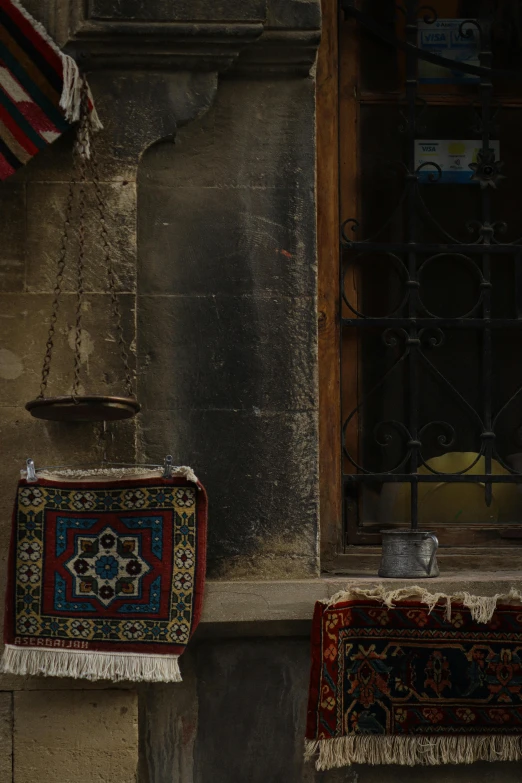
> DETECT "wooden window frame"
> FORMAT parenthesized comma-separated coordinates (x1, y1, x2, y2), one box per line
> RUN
(316, 0, 522, 574)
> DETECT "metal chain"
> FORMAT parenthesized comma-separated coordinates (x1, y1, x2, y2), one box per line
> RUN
(38, 75, 135, 400)
(71, 79, 91, 397)
(38, 168, 76, 398)
(88, 113, 135, 398)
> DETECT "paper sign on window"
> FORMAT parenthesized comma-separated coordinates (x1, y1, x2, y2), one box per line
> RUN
(415, 140, 501, 184)
(418, 19, 480, 84)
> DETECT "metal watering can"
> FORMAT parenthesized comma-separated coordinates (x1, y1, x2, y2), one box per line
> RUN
(378, 530, 439, 578)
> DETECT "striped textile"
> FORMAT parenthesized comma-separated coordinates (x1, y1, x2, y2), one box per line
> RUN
(0, 0, 85, 180)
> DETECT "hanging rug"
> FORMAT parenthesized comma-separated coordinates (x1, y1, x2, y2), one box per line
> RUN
(0, 0, 101, 180)
(2, 468, 207, 682)
(306, 584, 522, 768)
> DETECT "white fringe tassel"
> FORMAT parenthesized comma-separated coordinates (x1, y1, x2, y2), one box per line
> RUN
(305, 736, 522, 769)
(60, 54, 103, 133)
(305, 585, 522, 769)
(1, 645, 181, 683)
(21, 465, 201, 486)
(326, 583, 522, 625)
(8, 1, 102, 135)
(9, 0, 64, 52)
(60, 54, 83, 123)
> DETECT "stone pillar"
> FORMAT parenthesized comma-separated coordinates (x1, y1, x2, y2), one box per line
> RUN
(136, 75, 319, 580)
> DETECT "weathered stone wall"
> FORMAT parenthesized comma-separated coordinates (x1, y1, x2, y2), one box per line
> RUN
(136, 76, 319, 580)
(0, 1, 320, 779)
(3, 2, 519, 782)
(0, 87, 142, 783)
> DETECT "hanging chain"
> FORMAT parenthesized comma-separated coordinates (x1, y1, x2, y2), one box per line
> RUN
(71, 79, 91, 398)
(39, 77, 136, 398)
(89, 144, 135, 398)
(38, 166, 76, 398)
(38, 75, 135, 400)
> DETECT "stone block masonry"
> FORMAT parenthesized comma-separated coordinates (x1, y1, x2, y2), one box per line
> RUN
(12, 3, 520, 783)
(14, 690, 138, 783)
(0, 693, 13, 781)
(137, 77, 320, 581)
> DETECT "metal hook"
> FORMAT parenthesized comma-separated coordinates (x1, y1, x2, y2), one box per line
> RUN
(163, 455, 173, 479)
(26, 459, 37, 484)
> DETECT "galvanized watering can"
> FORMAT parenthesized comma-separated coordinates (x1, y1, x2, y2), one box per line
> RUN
(378, 530, 439, 578)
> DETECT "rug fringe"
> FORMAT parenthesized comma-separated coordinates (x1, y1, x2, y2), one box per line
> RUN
(305, 735, 522, 769)
(8, 0, 64, 55)
(21, 466, 201, 486)
(60, 54, 84, 124)
(60, 55, 103, 140)
(8, 1, 102, 132)
(1, 645, 181, 683)
(326, 584, 522, 624)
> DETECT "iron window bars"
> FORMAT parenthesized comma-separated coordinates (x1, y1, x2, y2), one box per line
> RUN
(340, 1, 522, 534)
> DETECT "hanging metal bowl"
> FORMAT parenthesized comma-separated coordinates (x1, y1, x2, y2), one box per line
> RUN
(25, 395, 141, 422)
(26, 85, 140, 424)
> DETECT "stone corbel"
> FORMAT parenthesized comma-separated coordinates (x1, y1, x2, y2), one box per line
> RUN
(84, 69, 218, 178)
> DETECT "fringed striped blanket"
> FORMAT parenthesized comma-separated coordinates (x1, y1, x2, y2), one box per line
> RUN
(0, 0, 100, 179)
(306, 585, 522, 768)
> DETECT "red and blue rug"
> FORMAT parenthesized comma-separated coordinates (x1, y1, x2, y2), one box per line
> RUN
(2, 470, 207, 681)
(306, 586, 522, 767)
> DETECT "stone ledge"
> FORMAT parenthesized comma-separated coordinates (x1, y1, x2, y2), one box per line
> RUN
(201, 573, 522, 624)
(28, 1, 321, 75)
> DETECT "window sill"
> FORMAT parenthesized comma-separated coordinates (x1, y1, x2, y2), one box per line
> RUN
(201, 572, 522, 625)
(326, 547, 522, 576)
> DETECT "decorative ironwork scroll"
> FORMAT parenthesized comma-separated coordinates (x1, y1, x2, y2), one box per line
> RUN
(340, 1, 522, 533)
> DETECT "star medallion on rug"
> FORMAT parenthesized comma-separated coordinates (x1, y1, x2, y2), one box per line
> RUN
(2, 469, 207, 682)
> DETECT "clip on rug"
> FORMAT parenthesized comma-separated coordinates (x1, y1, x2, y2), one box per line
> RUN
(0, 0, 101, 180)
(2, 467, 207, 682)
(306, 584, 522, 768)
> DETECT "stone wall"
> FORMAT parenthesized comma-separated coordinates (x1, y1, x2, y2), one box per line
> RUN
(0, 1, 320, 780)
(0, 76, 143, 783)
(1, 1, 521, 781)
(136, 76, 319, 580)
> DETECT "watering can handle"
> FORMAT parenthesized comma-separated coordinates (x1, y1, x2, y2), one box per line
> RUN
(425, 533, 439, 575)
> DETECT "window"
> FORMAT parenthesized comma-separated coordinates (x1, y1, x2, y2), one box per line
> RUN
(318, 1, 522, 571)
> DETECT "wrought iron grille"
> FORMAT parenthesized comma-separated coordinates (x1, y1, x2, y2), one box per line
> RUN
(340, 1, 522, 540)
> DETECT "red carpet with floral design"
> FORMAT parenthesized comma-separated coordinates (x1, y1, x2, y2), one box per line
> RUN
(2, 472, 207, 682)
(306, 587, 522, 768)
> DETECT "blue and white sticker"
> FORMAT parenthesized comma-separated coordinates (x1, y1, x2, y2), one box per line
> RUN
(418, 19, 480, 84)
(415, 140, 501, 184)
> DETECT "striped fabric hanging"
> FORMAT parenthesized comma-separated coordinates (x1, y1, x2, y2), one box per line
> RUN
(0, 0, 101, 181)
